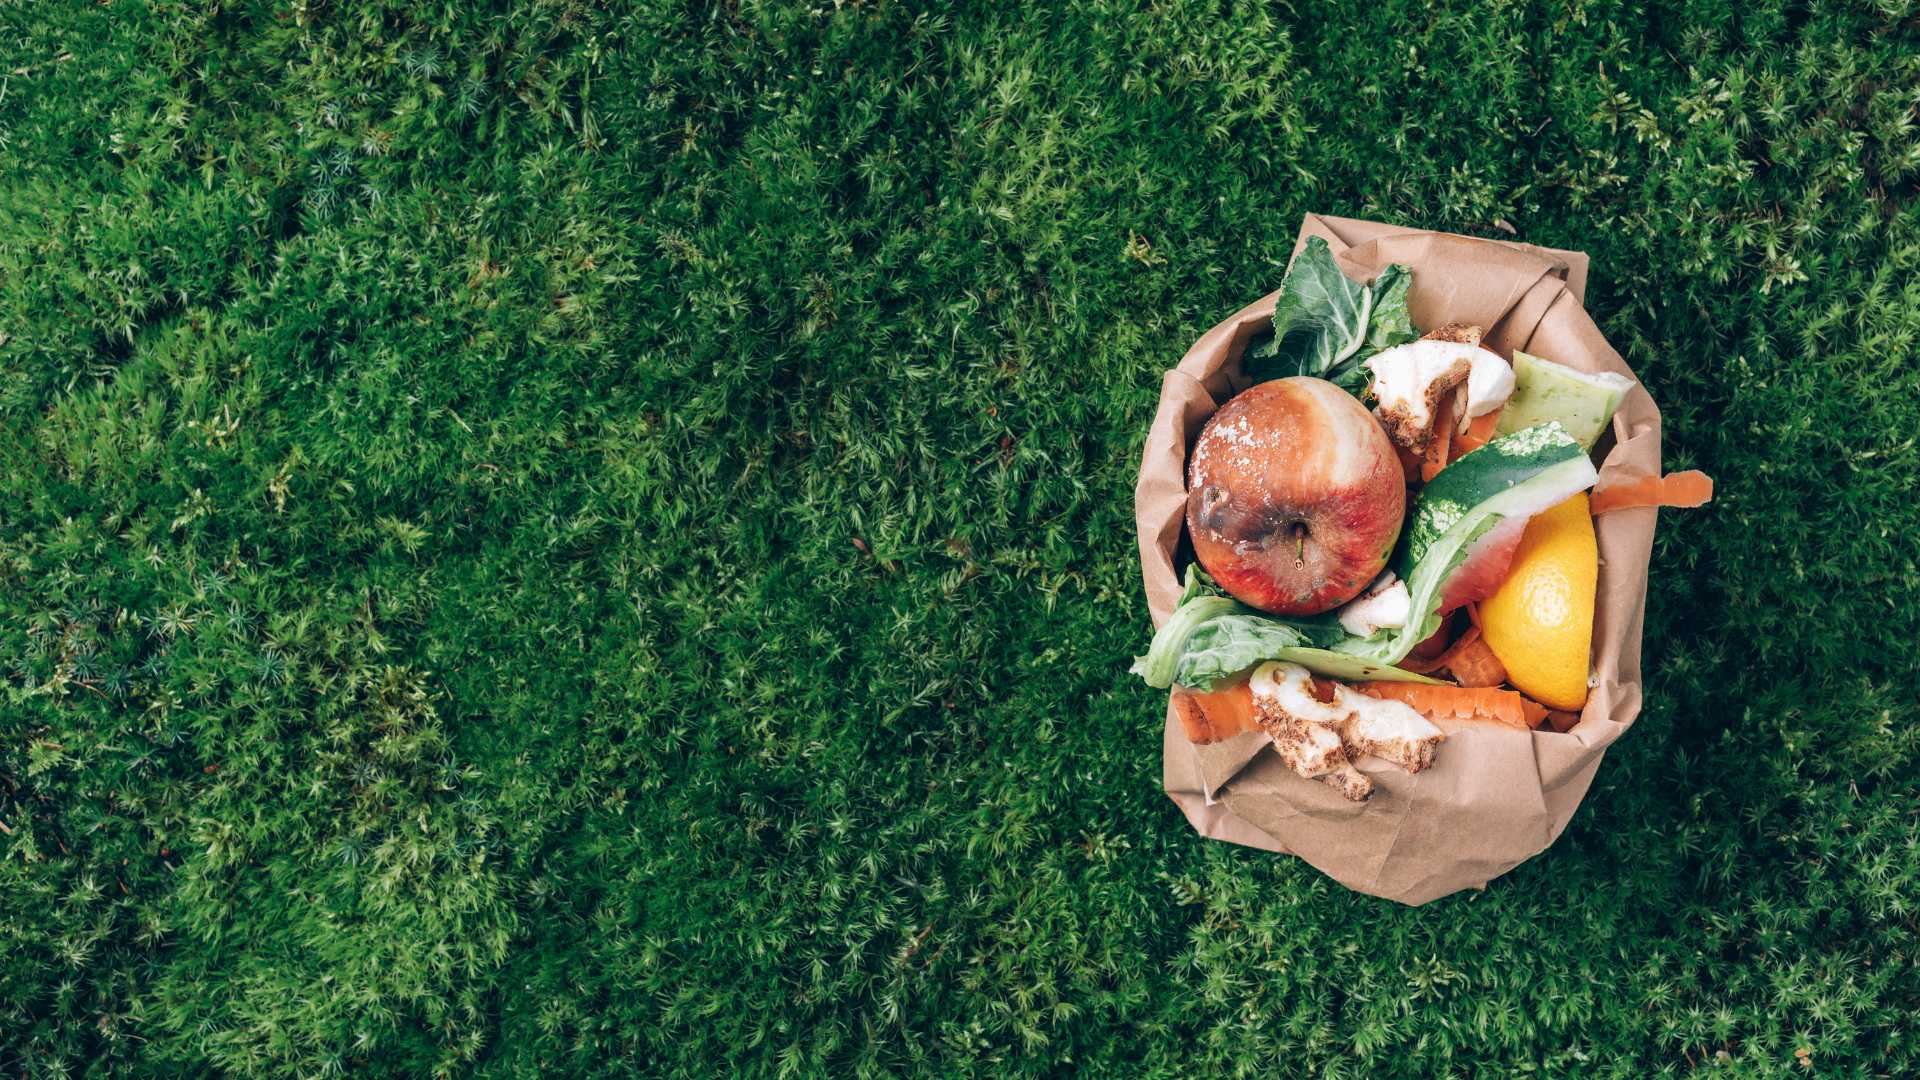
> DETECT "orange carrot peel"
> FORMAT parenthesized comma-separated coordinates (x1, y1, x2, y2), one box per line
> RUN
(1172, 679, 1256, 744)
(1436, 631, 1509, 688)
(1590, 470, 1714, 515)
(1395, 625, 1506, 687)
(1449, 408, 1502, 461)
(1351, 681, 1550, 731)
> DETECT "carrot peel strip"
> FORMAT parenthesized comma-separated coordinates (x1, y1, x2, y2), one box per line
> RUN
(1172, 679, 1256, 744)
(1351, 681, 1535, 730)
(1591, 470, 1714, 515)
(1396, 651, 1448, 675)
(1521, 697, 1551, 730)
(1450, 408, 1501, 460)
(1352, 681, 1553, 730)
(1440, 633, 1509, 688)
(1401, 625, 1507, 686)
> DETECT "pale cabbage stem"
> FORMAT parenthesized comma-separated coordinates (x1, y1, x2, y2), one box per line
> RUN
(1331, 284, 1373, 367)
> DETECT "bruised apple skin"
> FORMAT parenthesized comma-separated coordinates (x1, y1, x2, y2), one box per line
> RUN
(1186, 377, 1406, 615)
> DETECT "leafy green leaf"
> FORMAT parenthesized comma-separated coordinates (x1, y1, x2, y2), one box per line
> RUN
(1241, 328, 1280, 377)
(1250, 647, 1442, 684)
(1171, 613, 1315, 689)
(1248, 237, 1372, 382)
(1330, 362, 1375, 396)
(1129, 589, 1242, 688)
(1242, 239, 1417, 389)
(1364, 263, 1418, 354)
(1134, 568, 1370, 689)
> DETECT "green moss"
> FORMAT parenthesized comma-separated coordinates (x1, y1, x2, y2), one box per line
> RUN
(2, 1, 1917, 1076)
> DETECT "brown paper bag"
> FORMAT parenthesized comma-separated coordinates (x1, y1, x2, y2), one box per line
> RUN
(1135, 214, 1663, 906)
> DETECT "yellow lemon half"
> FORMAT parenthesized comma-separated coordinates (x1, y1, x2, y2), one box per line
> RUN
(1479, 494, 1598, 711)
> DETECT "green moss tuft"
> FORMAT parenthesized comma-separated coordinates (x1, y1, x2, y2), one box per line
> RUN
(3, 1, 1918, 1075)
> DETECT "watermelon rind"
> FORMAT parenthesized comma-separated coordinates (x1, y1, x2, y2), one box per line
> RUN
(1337, 423, 1598, 667)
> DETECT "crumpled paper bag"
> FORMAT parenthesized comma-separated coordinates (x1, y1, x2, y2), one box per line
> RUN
(1135, 214, 1663, 906)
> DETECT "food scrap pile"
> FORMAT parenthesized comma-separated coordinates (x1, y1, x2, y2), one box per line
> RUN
(1134, 239, 1711, 801)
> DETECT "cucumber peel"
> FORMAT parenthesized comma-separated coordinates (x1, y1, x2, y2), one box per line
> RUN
(1496, 351, 1633, 450)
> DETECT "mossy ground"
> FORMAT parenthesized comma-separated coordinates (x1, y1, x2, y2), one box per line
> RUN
(3, 2, 1917, 1076)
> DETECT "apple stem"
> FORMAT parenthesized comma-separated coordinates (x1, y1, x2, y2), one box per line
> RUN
(1291, 522, 1308, 569)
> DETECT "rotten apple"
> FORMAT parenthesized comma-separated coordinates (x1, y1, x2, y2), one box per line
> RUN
(1186, 376, 1406, 615)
